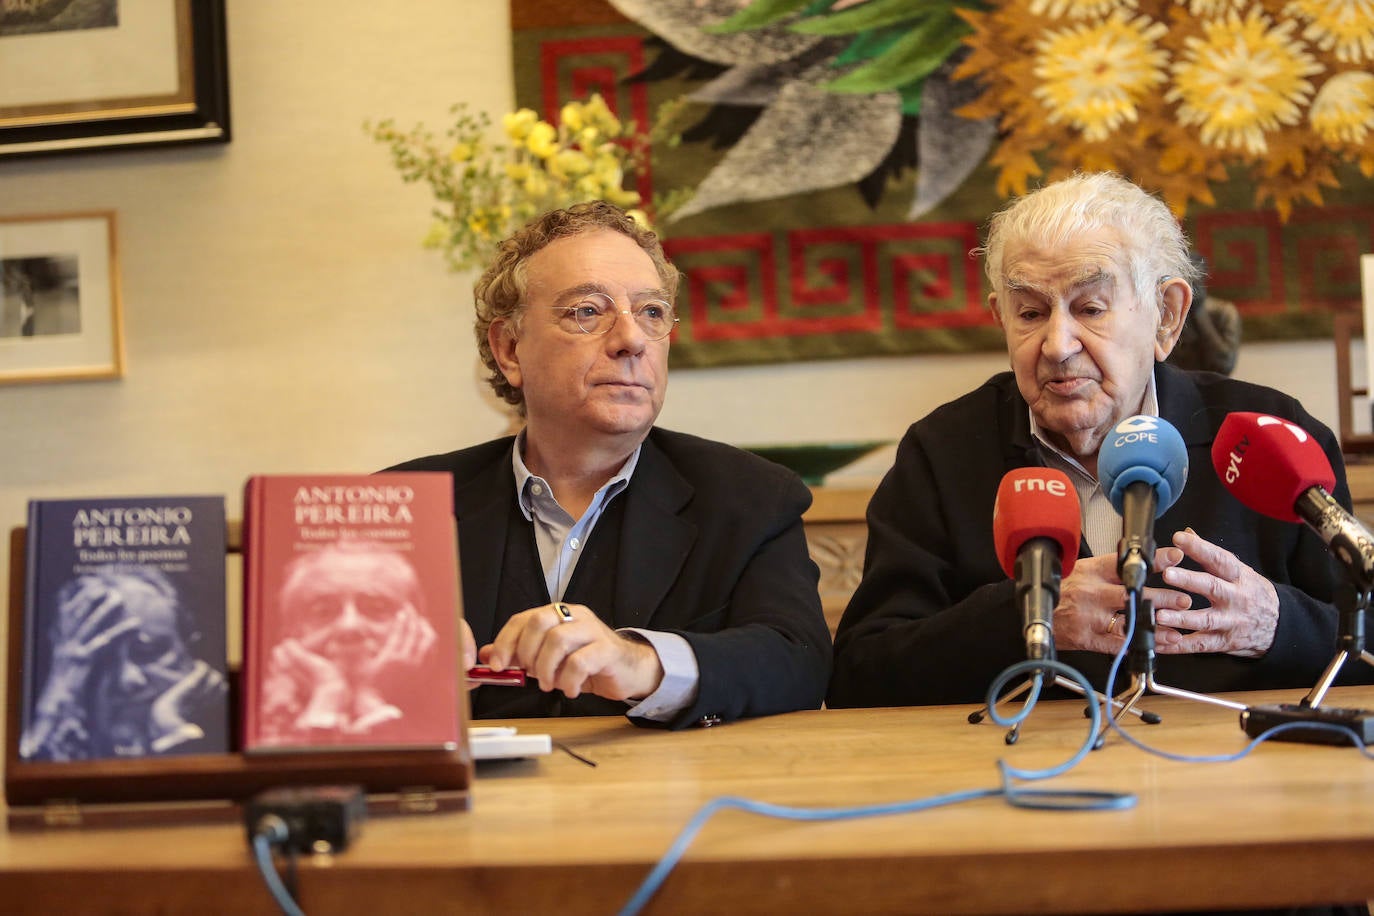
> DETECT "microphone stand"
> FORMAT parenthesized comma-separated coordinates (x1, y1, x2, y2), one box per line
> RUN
(968, 668, 1158, 746)
(1293, 487, 1374, 705)
(970, 535, 1159, 745)
(1102, 484, 1246, 745)
(1302, 581, 1374, 708)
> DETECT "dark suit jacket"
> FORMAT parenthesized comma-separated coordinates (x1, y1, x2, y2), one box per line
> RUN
(388, 427, 831, 728)
(829, 363, 1371, 708)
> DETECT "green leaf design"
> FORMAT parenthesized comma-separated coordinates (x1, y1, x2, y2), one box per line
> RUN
(824, 12, 969, 94)
(834, 24, 909, 66)
(705, 0, 825, 34)
(791, 0, 944, 35)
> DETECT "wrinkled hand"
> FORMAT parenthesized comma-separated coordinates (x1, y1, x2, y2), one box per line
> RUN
(20, 584, 142, 759)
(269, 638, 349, 731)
(1053, 547, 1193, 653)
(360, 604, 437, 697)
(149, 660, 227, 753)
(1154, 528, 1278, 657)
(480, 602, 664, 702)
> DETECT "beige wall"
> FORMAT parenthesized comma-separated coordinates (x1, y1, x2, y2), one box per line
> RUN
(0, 3, 1348, 670)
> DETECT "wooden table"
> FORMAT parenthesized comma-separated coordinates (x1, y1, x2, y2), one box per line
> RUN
(3, 686, 1373, 915)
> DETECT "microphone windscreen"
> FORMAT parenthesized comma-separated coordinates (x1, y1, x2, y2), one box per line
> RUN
(993, 468, 1081, 580)
(1098, 415, 1188, 515)
(1210, 412, 1335, 523)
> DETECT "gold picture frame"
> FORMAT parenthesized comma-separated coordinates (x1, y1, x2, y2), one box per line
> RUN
(0, 0, 229, 158)
(0, 211, 125, 385)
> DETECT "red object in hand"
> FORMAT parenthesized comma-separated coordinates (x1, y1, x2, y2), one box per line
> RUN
(466, 666, 527, 687)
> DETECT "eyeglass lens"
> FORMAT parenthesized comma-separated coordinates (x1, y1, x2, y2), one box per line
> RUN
(557, 292, 676, 339)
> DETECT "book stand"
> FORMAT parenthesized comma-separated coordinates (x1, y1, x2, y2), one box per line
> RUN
(5, 526, 472, 830)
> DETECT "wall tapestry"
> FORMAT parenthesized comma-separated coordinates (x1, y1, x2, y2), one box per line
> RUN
(511, 0, 1374, 368)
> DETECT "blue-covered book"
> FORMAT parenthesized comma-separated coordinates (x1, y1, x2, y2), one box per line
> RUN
(20, 496, 230, 762)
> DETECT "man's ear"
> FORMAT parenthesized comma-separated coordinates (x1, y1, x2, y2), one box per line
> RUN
(1154, 278, 1193, 361)
(989, 293, 1004, 330)
(488, 319, 522, 391)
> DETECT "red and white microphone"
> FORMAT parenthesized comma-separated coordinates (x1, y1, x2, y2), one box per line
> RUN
(1212, 412, 1374, 587)
(993, 468, 1082, 662)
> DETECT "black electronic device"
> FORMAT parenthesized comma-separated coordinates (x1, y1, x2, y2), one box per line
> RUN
(245, 784, 367, 854)
(1240, 703, 1374, 746)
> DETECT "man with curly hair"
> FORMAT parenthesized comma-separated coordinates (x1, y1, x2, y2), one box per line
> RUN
(388, 200, 830, 728)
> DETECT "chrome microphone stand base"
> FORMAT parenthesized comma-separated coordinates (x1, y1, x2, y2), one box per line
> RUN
(1100, 593, 1244, 747)
(969, 671, 1159, 746)
(1302, 585, 1374, 708)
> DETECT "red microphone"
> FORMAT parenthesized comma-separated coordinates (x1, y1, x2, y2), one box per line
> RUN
(993, 469, 1081, 661)
(1213, 412, 1374, 586)
(1211, 412, 1335, 523)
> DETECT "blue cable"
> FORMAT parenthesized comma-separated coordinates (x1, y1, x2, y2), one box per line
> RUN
(1101, 607, 1374, 761)
(617, 658, 1133, 916)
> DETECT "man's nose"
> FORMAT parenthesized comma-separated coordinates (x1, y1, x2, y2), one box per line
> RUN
(335, 598, 366, 630)
(1040, 309, 1081, 361)
(606, 307, 648, 356)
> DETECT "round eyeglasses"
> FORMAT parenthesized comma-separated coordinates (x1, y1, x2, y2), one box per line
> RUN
(548, 292, 678, 341)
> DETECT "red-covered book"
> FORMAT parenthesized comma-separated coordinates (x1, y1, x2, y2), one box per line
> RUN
(241, 473, 462, 753)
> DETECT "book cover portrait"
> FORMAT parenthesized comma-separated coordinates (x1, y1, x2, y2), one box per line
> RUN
(242, 474, 461, 752)
(19, 495, 230, 762)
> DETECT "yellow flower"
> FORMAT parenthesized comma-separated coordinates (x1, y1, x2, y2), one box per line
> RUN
(1178, 0, 1247, 16)
(560, 101, 585, 132)
(525, 121, 559, 159)
(504, 162, 530, 182)
(583, 93, 623, 138)
(575, 175, 604, 198)
(578, 126, 602, 149)
(548, 148, 592, 179)
(606, 186, 642, 208)
(592, 152, 624, 187)
(1028, 0, 1137, 18)
(1286, 0, 1374, 63)
(1033, 12, 1169, 141)
(448, 142, 475, 163)
(467, 211, 493, 239)
(1310, 71, 1374, 144)
(523, 171, 550, 198)
(1167, 8, 1321, 154)
(502, 109, 538, 141)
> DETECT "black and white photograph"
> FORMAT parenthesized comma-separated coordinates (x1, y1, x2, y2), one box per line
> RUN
(0, 211, 124, 384)
(1, 255, 80, 338)
(0, 0, 118, 38)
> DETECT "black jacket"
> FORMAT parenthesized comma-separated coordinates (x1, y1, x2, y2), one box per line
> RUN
(388, 427, 831, 728)
(829, 363, 1368, 708)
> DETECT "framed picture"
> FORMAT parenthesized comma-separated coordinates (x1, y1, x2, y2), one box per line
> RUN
(0, 0, 229, 159)
(0, 211, 125, 385)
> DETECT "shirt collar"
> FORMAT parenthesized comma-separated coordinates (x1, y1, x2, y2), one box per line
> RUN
(511, 429, 642, 519)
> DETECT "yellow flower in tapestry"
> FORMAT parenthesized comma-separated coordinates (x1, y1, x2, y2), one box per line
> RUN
(1310, 70, 1374, 152)
(955, 0, 1374, 219)
(1168, 8, 1321, 154)
(1033, 12, 1169, 141)
(1029, 0, 1138, 19)
(1287, 0, 1374, 62)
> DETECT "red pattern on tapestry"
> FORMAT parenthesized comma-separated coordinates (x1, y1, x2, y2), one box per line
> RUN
(538, 36, 654, 201)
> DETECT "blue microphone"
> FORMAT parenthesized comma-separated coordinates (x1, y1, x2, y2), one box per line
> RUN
(1098, 415, 1189, 591)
